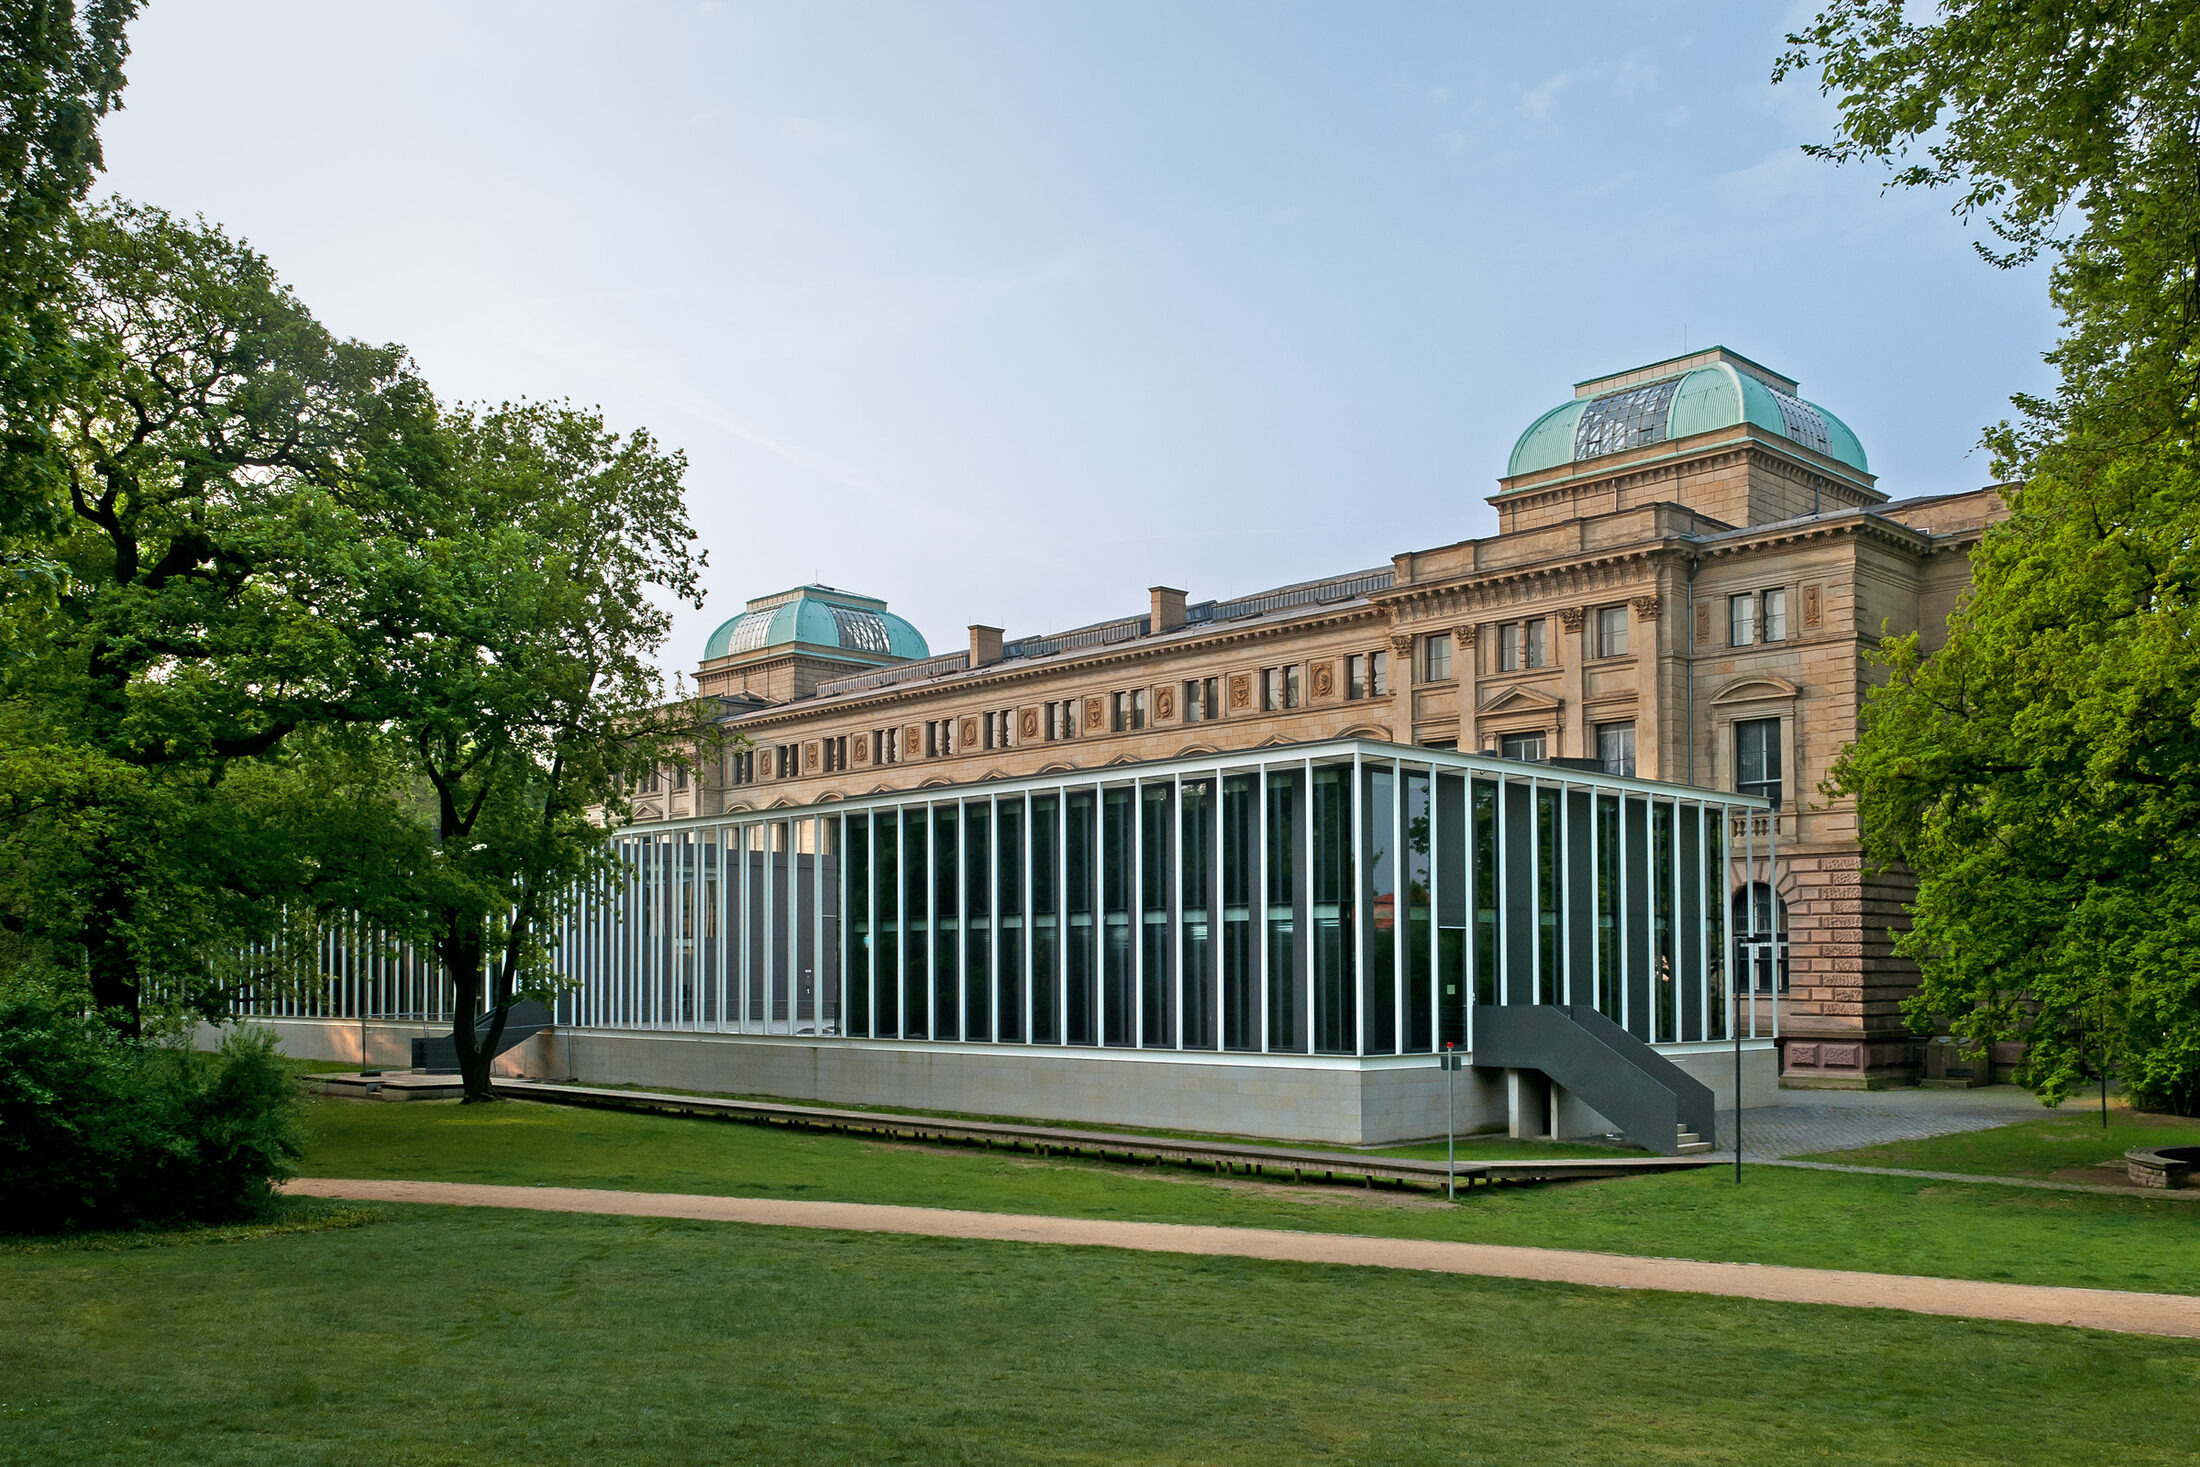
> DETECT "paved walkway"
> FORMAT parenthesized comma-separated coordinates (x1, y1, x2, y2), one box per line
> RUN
(283, 1178, 2200, 1340)
(1713, 1086, 2053, 1161)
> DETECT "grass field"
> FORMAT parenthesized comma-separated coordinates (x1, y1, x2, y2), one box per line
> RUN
(296, 1096, 2200, 1295)
(6, 1202, 2198, 1467)
(1809, 1107, 2200, 1179)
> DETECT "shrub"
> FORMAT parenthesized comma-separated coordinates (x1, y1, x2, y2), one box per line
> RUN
(0, 969, 305, 1234)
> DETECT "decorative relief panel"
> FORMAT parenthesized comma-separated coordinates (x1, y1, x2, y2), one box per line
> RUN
(1019, 708, 1040, 742)
(803, 742, 820, 772)
(1695, 602, 1713, 647)
(1082, 695, 1105, 731)
(1309, 662, 1336, 700)
(1802, 583, 1824, 630)
(1227, 672, 1253, 711)
(1155, 685, 1176, 721)
(904, 725, 922, 757)
(958, 717, 978, 748)
(852, 737, 869, 766)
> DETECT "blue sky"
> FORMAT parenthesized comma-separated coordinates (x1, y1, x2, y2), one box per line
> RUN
(100, 2, 2055, 675)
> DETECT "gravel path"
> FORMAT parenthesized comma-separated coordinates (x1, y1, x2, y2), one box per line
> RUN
(1712, 1087, 2054, 1160)
(283, 1178, 2200, 1340)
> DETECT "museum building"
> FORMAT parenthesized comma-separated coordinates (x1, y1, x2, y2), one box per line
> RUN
(610, 346, 2003, 1104)
(264, 347, 2005, 1145)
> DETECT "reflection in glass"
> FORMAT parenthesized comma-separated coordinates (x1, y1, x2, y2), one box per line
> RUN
(1222, 774, 1256, 1050)
(1180, 779, 1214, 1048)
(1313, 766, 1356, 1053)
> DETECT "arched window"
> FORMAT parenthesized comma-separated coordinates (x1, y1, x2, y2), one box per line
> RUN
(1731, 883, 1788, 993)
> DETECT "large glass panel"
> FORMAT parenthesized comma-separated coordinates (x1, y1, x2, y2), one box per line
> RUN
(1265, 769, 1304, 1053)
(902, 809, 929, 1039)
(818, 818, 840, 1035)
(1503, 779, 1536, 1006)
(1536, 789, 1559, 1006)
(933, 809, 959, 1040)
(1596, 795, 1621, 1022)
(1065, 789, 1096, 1045)
(1180, 778, 1215, 1048)
(1565, 789, 1595, 1010)
(1101, 787, 1133, 1046)
(1623, 797, 1652, 1040)
(964, 803, 990, 1042)
(1312, 765, 1356, 1053)
(1405, 769, 1433, 1051)
(795, 821, 817, 1031)
(1678, 804, 1703, 1042)
(1031, 794, 1059, 1044)
(1472, 778, 1498, 1007)
(1435, 771, 1467, 1050)
(845, 815, 870, 1036)
(746, 825, 766, 1024)
(874, 814, 899, 1038)
(1140, 784, 1173, 1047)
(1221, 773, 1256, 1050)
(996, 798, 1025, 1042)
(772, 823, 794, 1027)
(1363, 764, 1396, 1054)
(1652, 800, 1676, 1043)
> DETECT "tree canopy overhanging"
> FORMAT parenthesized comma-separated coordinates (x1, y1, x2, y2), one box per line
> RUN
(1784, 2, 2200, 1112)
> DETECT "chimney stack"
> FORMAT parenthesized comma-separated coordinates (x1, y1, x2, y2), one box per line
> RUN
(968, 624, 1004, 667)
(1149, 586, 1187, 635)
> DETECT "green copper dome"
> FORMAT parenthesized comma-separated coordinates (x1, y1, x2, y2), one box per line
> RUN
(1508, 354, 1867, 479)
(703, 585, 929, 663)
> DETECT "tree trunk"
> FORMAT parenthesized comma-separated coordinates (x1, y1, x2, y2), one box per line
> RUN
(82, 877, 140, 1037)
(444, 925, 496, 1104)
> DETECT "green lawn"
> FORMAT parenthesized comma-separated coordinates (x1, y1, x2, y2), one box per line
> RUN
(1808, 1107, 2200, 1179)
(4, 1204, 2197, 1467)
(297, 1097, 2200, 1295)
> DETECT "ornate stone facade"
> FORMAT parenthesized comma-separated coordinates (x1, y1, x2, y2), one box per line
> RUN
(650, 348, 2006, 1088)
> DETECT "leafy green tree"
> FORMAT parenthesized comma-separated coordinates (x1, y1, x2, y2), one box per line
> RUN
(1, 0, 139, 583)
(1784, 4, 2200, 1111)
(344, 400, 718, 1102)
(0, 201, 441, 1032)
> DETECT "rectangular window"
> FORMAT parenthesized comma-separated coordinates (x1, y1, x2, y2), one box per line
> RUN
(1045, 700, 1078, 741)
(1425, 633, 1452, 683)
(1111, 691, 1130, 733)
(1261, 667, 1282, 711)
(1762, 587, 1788, 643)
(1130, 688, 1146, 729)
(1499, 730, 1547, 763)
(1370, 650, 1388, 695)
(1736, 717, 1782, 807)
(1596, 605, 1629, 659)
(874, 728, 898, 765)
(1730, 592, 1757, 647)
(1284, 665, 1301, 708)
(1525, 619, 1547, 669)
(1346, 653, 1367, 700)
(1596, 722, 1636, 778)
(1498, 623, 1521, 672)
(1184, 676, 1219, 723)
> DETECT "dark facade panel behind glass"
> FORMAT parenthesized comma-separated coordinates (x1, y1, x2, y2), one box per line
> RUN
(875, 816, 899, 1038)
(1181, 779, 1215, 1049)
(964, 803, 989, 1042)
(1362, 763, 1397, 1055)
(1031, 794, 1059, 1044)
(1102, 787, 1134, 1047)
(1141, 785, 1173, 1047)
(1066, 790, 1096, 1045)
(903, 809, 929, 1040)
(1265, 769, 1306, 1053)
(1405, 769, 1433, 1052)
(1312, 765, 1355, 1053)
(997, 798, 1025, 1042)
(1221, 774, 1256, 1051)
(1435, 771, 1467, 1048)
(933, 810, 959, 1040)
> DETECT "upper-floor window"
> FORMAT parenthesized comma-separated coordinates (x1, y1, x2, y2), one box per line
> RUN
(1736, 717, 1782, 807)
(822, 736, 847, 773)
(1761, 587, 1788, 643)
(1424, 633, 1453, 683)
(873, 727, 899, 765)
(1498, 619, 1548, 672)
(923, 718, 955, 758)
(1183, 676, 1219, 723)
(1596, 721, 1636, 778)
(1346, 653, 1369, 699)
(775, 743, 800, 778)
(727, 750, 755, 786)
(1110, 689, 1147, 732)
(1044, 699, 1078, 741)
(1596, 605, 1629, 659)
(672, 762, 688, 791)
(1730, 592, 1756, 647)
(983, 709, 1012, 749)
(1499, 730, 1547, 763)
(1261, 665, 1301, 712)
(1371, 649, 1389, 696)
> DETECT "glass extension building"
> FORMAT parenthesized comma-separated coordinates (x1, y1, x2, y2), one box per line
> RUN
(551, 739, 1782, 1067)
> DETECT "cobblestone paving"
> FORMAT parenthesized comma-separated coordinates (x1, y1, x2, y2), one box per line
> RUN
(1713, 1088, 2050, 1161)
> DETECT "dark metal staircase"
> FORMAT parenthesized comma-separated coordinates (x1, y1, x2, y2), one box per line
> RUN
(411, 1000, 554, 1074)
(1471, 1004, 1717, 1156)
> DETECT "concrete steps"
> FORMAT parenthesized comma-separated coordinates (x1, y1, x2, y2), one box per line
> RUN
(1677, 1123, 1713, 1155)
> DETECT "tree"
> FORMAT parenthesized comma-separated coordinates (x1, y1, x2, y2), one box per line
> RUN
(350, 400, 718, 1102)
(1784, 4, 2200, 1111)
(0, 201, 441, 1032)
(1, 0, 139, 578)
